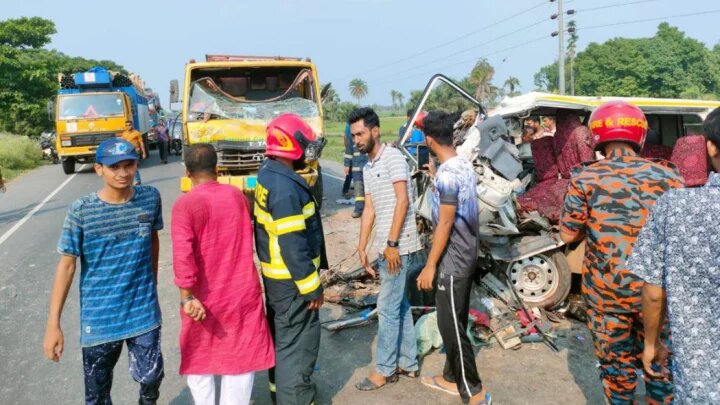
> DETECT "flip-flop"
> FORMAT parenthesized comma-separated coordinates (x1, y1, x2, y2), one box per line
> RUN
(420, 376, 460, 396)
(354, 374, 399, 391)
(470, 392, 493, 405)
(396, 368, 418, 379)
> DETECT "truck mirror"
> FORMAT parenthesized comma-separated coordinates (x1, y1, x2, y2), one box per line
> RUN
(169, 80, 179, 104)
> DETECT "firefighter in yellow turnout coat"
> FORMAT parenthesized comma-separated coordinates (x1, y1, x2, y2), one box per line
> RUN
(254, 113, 328, 405)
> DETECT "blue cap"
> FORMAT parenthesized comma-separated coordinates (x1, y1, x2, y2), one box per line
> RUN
(96, 138, 139, 165)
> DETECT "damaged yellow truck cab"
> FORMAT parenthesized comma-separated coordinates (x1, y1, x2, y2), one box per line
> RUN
(179, 55, 325, 204)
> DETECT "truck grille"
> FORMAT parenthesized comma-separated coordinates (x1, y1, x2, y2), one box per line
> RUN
(215, 141, 266, 172)
(70, 132, 116, 147)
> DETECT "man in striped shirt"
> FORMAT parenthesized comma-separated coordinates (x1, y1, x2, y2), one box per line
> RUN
(43, 138, 164, 404)
(351, 107, 423, 391)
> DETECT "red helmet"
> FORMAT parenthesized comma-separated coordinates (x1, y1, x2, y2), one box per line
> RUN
(265, 113, 325, 161)
(414, 111, 428, 129)
(589, 100, 647, 152)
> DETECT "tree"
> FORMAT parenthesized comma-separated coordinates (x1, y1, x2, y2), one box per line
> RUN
(390, 89, 401, 109)
(468, 58, 496, 104)
(0, 17, 127, 136)
(535, 23, 720, 99)
(503, 77, 521, 97)
(397, 92, 405, 110)
(348, 79, 368, 104)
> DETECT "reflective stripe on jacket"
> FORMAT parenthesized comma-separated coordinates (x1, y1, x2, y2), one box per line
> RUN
(254, 159, 328, 308)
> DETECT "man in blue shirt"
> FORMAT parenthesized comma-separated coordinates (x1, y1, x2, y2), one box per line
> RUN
(417, 111, 491, 405)
(43, 138, 164, 405)
(629, 108, 720, 404)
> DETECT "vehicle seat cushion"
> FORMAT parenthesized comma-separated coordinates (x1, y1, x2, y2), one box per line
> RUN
(670, 134, 708, 187)
(516, 178, 570, 223)
(554, 111, 594, 178)
(531, 136, 558, 181)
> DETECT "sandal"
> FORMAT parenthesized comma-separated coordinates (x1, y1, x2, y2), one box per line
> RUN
(470, 392, 493, 405)
(354, 374, 399, 391)
(420, 376, 460, 396)
(396, 368, 418, 379)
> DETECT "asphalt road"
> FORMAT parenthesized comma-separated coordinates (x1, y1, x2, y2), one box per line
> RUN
(0, 152, 607, 404)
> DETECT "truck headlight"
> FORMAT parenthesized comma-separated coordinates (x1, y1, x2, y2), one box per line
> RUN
(61, 140, 72, 147)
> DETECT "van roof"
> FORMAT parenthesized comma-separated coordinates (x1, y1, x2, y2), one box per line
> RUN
(491, 92, 720, 117)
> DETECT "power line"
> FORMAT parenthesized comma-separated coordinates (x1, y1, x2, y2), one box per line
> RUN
(335, 0, 550, 81)
(574, 0, 658, 13)
(578, 8, 720, 31)
(373, 35, 549, 86)
(365, 17, 550, 83)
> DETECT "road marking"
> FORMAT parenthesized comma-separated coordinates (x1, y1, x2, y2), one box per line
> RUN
(0, 165, 86, 247)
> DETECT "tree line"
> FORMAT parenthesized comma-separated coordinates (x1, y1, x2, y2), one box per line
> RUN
(325, 23, 720, 120)
(0, 17, 125, 137)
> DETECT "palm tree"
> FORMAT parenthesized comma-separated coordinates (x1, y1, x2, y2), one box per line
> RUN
(504, 77, 521, 97)
(468, 59, 495, 104)
(390, 90, 400, 109)
(348, 79, 368, 104)
(397, 92, 405, 109)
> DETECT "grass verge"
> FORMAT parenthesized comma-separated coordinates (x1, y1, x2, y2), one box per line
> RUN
(323, 116, 407, 163)
(0, 133, 43, 181)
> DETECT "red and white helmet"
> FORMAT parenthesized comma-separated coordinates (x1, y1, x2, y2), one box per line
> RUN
(265, 113, 325, 161)
(589, 100, 648, 152)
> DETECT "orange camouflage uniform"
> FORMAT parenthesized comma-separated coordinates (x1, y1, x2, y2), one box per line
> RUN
(561, 148, 683, 405)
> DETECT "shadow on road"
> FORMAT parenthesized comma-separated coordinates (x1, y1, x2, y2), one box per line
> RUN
(0, 203, 34, 226)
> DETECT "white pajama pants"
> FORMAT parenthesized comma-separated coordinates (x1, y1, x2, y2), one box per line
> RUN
(186, 373, 254, 405)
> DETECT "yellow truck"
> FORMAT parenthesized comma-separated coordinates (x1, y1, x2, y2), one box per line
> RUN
(175, 55, 327, 205)
(54, 67, 152, 174)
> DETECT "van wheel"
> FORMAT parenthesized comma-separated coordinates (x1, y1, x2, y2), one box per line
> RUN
(507, 250, 571, 309)
(62, 157, 75, 175)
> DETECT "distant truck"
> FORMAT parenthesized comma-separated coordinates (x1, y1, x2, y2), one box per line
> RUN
(53, 66, 152, 174)
(174, 55, 328, 205)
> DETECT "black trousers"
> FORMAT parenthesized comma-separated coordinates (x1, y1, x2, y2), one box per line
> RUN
(158, 140, 168, 162)
(436, 272, 483, 402)
(267, 294, 321, 405)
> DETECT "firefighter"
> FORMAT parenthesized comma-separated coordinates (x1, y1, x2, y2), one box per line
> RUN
(254, 113, 328, 405)
(560, 101, 683, 404)
(343, 122, 368, 217)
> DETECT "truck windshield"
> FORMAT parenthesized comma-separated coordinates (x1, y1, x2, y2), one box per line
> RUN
(58, 94, 125, 119)
(186, 78, 319, 122)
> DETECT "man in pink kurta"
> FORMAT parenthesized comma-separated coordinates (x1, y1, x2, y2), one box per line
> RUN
(171, 144, 274, 405)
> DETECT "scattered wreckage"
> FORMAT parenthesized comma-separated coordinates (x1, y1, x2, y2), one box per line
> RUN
(321, 74, 720, 354)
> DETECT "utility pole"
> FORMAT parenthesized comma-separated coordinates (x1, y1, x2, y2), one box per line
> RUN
(551, 1, 574, 95)
(557, 0, 565, 95)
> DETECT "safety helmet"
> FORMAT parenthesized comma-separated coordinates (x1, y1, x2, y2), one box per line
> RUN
(589, 100, 647, 152)
(414, 111, 428, 129)
(265, 113, 325, 161)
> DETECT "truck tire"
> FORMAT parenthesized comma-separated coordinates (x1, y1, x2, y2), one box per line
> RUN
(62, 157, 75, 175)
(506, 249, 571, 310)
(311, 166, 324, 211)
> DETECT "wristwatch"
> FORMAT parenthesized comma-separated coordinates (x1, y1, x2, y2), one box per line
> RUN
(180, 295, 195, 307)
(387, 240, 399, 248)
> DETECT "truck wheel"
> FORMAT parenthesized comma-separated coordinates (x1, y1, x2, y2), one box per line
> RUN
(311, 166, 324, 211)
(507, 250, 571, 310)
(62, 157, 75, 175)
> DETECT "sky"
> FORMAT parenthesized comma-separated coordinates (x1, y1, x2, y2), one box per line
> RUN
(4, 0, 720, 107)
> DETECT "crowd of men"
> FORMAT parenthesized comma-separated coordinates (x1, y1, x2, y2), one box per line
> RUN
(40, 101, 720, 405)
